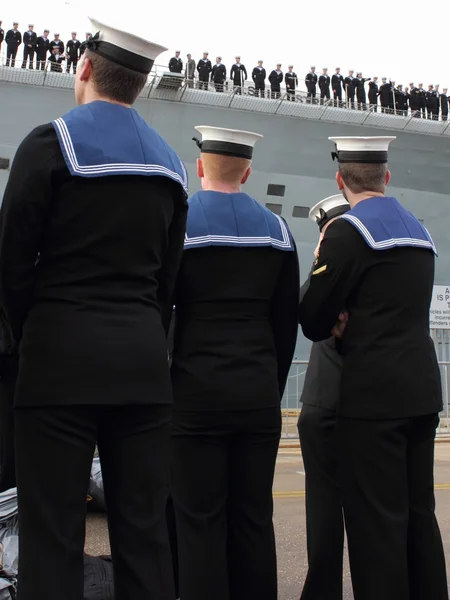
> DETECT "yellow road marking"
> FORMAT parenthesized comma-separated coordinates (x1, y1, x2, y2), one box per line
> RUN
(273, 484, 450, 499)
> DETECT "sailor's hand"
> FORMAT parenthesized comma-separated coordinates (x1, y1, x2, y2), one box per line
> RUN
(331, 311, 348, 339)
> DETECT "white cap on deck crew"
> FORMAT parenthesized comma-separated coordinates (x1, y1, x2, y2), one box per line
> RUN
(309, 194, 350, 231)
(328, 136, 396, 164)
(192, 126, 264, 159)
(87, 17, 168, 74)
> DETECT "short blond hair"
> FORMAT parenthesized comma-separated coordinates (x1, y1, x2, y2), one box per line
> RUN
(201, 153, 251, 184)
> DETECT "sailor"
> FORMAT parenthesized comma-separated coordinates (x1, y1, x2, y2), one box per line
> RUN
(299, 136, 447, 600)
(66, 31, 81, 74)
(432, 84, 441, 120)
(79, 31, 92, 56)
(185, 53, 196, 87)
(21, 24, 37, 69)
(394, 84, 408, 116)
(169, 50, 183, 73)
(417, 82, 426, 118)
(0, 16, 188, 600)
(211, 56, 226, 92)
(344, 70, 355, 107)
(197, 52, 212, 90)
(50, 32, 64, 55)
(408, 82, 420, 117)
(305, 66, 318, 102)
(5, 22, 22, 68)
(230, 56, 247, 95)
(318, 68, 330, 103)
(48, 46, 65, 72)
(368, 76, 378, 110)
(332, 67, 344, 106)
(171, 126, 299, 600)
(252, 60, 266, 98)
(354, 72, 370, 109)
(0, 21, 4, 52)
(36, 29, 51, 70)
(441, 88, 449, 121)
(298, 194, 349, 600)
(285, 65, 298, 101)
(269, 63, 283, 99)
(378, 77, 392, 112)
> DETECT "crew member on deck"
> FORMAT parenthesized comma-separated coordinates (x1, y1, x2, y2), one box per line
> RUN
(197, 52, 212, 90)
(66, 32, 81, 74)
(354, 72, 370, 109)
(231, 56, 247, 95)
(36, 29, 50, 70)
(378, 77, 391, 112)
(252, 60, 266, 98)
(305, 66, 317, 102)
(319, 68, 330, 103)
(0, 22, 4, 52)
(418, 83, 426, 118)
(298, 194, 349, 600)
(48, 46, 65, 72)
(50, 32, 64, 55)
(332, 68, 344, 106)
(0, 17, 188, 600)
(441, 88, 449, 121)
(269, 63, 283, 99)
(368, 77, 378, 110)
(211, 56, 226, 92)
(344, 70, 355, 106)
(5, 23, 22, 68)
(285, 65, 298, 101)
(171, 126, 299, 600)
(22, 24, 37, 69)
(185, 53, 196, 87)
(299, 136, 447, 600)
(169, 50, 183, 73)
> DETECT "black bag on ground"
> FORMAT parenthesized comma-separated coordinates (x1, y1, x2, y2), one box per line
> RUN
(83, 554, 114, 600)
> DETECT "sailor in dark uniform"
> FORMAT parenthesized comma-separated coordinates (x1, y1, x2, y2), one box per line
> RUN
(408, 82, 420, 117)
(48, 46, 65, 72)
(269, 64, 283, 99)
(252, 60, 266, 98)
(36, 29, 51, 70)
(441, 88, 449, 121)
(305, 66, 317, 102)
(5, 23, 22, 68)
(66, 31, 81, 74)
(22, 24, 37, 69)
(432, 85, 441, 120)
(197, 52, 212, 90)
(344, 70, 355, 107)
(417, 83, 426, 118)
(285, 65, 298, 101)
(169, 50, 183, 73)
(299, 136, 448, 600)
(50, 32, 64, 55)
(298, 194, 349, 600)
(332, 68, 344, 106)
(318, 68, 330, 103)
(211, 56, 226, 92)
(0, 17, 188, 600)
(230, 56, 247, 95)
(368, 77, 378, 110)
(354, 72, 370, 109)
(171, 126, 299, 600)
(378, 77, 392, 112)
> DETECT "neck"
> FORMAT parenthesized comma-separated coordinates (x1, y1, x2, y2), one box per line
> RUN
(202, 180, 242, 193)
(346, 191, 385, 208)
(81, 88, 131, 108)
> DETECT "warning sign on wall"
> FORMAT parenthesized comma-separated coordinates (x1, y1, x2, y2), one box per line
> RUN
(430, 285, 450, 330)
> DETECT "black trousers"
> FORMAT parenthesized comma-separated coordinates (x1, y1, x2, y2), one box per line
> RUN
(0, 355, 18, 492)
(286, 89, 296, 101)
(67, 58, 78, 74)
(6, 47, 18, 67)
(442, 111, 448, 121)
(337, 413, 448, 600)
(298, 404, 344, 600)
(36, 53, 47, 70)
(199, 75, 209, 90)
(171, 407, 281, 600)
(271, 87, 280, 99)
(22, 46, 35, 69)
(333, 89, 342, 106)
(255, 84, 265, 98)
(15, 404, 175, 600)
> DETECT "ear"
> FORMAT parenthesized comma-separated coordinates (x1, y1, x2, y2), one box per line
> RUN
(241, 167, 252, 185)
(196, 158, 204, 179)
(78, 56, 92, 82)
(335, 171, 344, 191)
(385, 169, 391, 186)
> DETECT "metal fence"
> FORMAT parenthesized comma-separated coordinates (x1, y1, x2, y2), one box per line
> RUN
(281, 360, 450, 440)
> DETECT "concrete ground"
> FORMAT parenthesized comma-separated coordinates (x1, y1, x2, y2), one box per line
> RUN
(85, 443, 450, 599)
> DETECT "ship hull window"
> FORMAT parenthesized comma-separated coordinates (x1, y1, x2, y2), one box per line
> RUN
(267, 184, 286, 197)
(265, 203, 283, 215)
(293, 206, 309, 218)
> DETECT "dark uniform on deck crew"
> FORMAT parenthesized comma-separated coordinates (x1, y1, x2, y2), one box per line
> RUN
(212, 57, 226, 92)
(432, 85, 440, 120)
(48, 47, 65, 72)
(252, 60, 266, 98)
(0, 17, 188, 600)
(298, 194, 350, 600)
(230, 56, 247, 95)
(319, 68, 330, 102)
(22, 25, 37, 69)
(171, 126, 299, 600)
(50, 33, 64, 56)
(354, 73, 370, 109)
(425, 84, 438, 119)
(305, 66, 317, 102)
(79, 32, 92, 56)
(5, 23, 22, 68)
(378, 77, 392, 112)
(344, 70, 355, 106)
(269, 64, 283, 99)
(36, 30, 51, 70)
(395, 84, 408, 116)
(66, 32, 81, 74)
(368, 77, 378, 110)
(332, 68, 344, 106)
(169, 51, 183, 73)
(408, 82, 420, 116)
(299, 136, 447, 600)
(417, 83, 427, 118)
(441, 88, 449, 121)
(197, 52, 212, 90)
(285, 65, 298, 101)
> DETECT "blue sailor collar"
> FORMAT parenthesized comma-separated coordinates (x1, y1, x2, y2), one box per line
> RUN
(184, 191, 294, 251)
(51, 101, 188, 194)
(341, 196, 437, 255)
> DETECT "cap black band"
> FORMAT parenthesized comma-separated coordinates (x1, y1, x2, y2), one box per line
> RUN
(316, 204, 350, 231)
(193, 139, 253, 159)
(86, 33, 154, 74)
(331, 150, 388, 164)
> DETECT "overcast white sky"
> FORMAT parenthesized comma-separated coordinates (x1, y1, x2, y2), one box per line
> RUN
(2, 0, 449, 91)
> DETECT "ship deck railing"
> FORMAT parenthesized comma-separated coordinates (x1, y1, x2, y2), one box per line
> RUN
(2, 56, 450, 138)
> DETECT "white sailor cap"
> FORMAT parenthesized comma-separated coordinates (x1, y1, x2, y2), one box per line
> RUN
(86, 17, 168, 75)
(192, 126, 263, 159)
(329, 136, 396, 164)
(309, 194, 350, 232)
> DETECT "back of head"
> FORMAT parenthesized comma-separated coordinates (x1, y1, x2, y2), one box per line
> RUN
(200, 154, 251, 185)
(339, 163, 387, 194)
